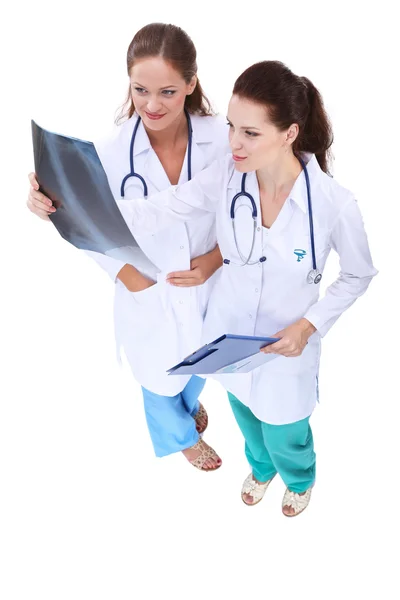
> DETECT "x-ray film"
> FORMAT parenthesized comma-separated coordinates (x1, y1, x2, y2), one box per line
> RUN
(31, 120, 145, 265)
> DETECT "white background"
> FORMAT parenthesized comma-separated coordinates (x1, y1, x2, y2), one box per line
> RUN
(1, 1, 398, 598)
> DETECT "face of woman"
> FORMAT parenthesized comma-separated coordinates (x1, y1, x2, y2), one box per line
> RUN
(227, 94, 297, 172)
(130, 57, 196, 131)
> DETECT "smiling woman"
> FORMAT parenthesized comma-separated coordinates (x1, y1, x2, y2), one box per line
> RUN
(117, 22, 213, 126)
(116, 24, 215, 187)
(27, 23, 230, 473)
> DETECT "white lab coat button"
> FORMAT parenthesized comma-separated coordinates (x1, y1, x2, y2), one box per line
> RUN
(180, 245, 184, 249)
(249, 314, 253, 319)
(179, 300, 184, 304)
(257, 227, 261, 232)
(255, 288, 259, 293)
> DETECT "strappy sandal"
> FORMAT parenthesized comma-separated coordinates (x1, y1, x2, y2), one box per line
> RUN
(188, 439, 222, 472)
(194, 403, 208, 434)
(282, 487, 312, 517)
(241, 473, 275, 506)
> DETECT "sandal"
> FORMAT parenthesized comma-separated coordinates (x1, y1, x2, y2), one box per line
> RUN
(241, 473, 275, 506)
(187, 439, 222, 472)
(194, 403, 208, 434)
(282, 487, 312, 517)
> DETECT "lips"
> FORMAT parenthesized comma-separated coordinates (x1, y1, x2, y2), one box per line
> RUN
(145, 111, 166, 120)
(233, 154, 247, 162)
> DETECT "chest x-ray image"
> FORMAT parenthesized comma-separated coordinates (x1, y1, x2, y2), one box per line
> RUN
(32, 120, 143, 265)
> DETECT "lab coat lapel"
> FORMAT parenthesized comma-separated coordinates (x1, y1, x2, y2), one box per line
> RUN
(181, 116, 209, 182)
(144, 149, 171, 192)
(138, 113, 214, 191)
(127, 119, 167, 193)
(181, 141, 206, 183)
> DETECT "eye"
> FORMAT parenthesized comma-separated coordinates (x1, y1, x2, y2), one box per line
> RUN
(134, 87, 146, 94)
(162, 90, 176, 96)
(245, 131, 260, 137)
(226, 121, 233, 128)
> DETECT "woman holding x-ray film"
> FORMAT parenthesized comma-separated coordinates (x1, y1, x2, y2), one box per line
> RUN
(118, 60, 377, 517)
(27, 23, 230, 471)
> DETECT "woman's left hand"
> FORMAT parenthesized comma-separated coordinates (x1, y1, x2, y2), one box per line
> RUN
(166, 245, 223, 287)
(261, 318, 317, 357)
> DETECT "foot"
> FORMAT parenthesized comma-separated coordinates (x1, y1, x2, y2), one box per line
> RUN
(182, 439, 222, 471)
(194, 403, 208, 434)
(241, 473, 275, 506)
(282, 488, 312, 517)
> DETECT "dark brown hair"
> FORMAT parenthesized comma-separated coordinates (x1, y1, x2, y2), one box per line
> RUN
(116, 23, 213, 123)
(233, 61, 333, 173)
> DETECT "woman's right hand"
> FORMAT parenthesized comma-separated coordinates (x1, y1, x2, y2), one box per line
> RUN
(27, 173, 57, 221)
(129, 274, 156, 293)
(26, 176, 154, 292)
(116, 264, 156, 292)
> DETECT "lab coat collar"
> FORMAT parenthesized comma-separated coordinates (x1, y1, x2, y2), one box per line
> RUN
(226, 153, 322, 214)
(144, 113, 216, 192)
(227, 161, 247, 191)
(122, 112, 217, 159)
(190, 114, 220, 144)
(130, 115, 151, 157)
(288, 153, 322, 213)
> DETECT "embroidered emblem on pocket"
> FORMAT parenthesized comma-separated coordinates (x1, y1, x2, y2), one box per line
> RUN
(294, 249, 307, 262)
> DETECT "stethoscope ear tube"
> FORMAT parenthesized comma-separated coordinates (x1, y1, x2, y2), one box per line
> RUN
(299, 157, 322, 284)
(231, 217, 258, 266)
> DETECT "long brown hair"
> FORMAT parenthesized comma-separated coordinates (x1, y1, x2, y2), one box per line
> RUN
(116, 23, 213, 124)
(233, 61, 333, 173)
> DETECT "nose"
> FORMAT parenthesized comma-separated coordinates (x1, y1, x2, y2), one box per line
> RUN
(146, 96, 163, 113)
(230, 131, 243, 152)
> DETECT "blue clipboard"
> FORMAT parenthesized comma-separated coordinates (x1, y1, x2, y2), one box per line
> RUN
(167, 334, 279, 375)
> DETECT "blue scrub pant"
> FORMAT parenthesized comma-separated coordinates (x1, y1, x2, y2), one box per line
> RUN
(141, 375, 205, 457)
(228, 392, 316, 493)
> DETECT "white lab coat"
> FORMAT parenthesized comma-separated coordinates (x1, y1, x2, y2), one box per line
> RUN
(85, 114, 229, 395)
(117, 153, 378, 424)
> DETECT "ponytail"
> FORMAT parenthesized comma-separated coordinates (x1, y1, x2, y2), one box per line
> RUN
(233, 61, 334, 174)
(294, 77, 333, 174)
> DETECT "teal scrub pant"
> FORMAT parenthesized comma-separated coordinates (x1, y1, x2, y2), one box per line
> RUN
(228, 392, 316, 494)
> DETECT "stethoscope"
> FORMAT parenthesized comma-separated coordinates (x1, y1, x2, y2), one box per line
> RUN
(120, 109, 193, 198)
(224, 157, 322, 284)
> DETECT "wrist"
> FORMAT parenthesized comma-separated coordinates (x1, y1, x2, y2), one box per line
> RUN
(210, 245, 223, 268)
(117, 264, 145, 291)
(298, 318, 317, 337)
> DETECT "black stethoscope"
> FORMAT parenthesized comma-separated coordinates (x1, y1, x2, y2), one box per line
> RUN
(223, 157, 322, 284)
(120, 109, 193, 198)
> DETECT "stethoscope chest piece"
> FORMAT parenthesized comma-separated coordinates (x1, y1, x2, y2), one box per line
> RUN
(307, 269, 322, 284)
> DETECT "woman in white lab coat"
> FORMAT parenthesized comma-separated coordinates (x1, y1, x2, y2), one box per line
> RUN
(27, 23, 230, 471)
(117, 60, 377, 516)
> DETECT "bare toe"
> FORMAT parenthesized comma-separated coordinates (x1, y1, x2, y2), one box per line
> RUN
(242, 493, 254, 505)
(282, 504, 295, 516)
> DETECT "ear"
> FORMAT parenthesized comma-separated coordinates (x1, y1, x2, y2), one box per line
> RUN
(285, 123, 299, 146)
(187, 75, 197, 95)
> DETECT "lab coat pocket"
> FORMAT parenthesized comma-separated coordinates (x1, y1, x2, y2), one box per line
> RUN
(289, 229, 330, 277)
(313, 229, 331, 263)
(293, 229, 329, 257)
(129, 272, 166, 305)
